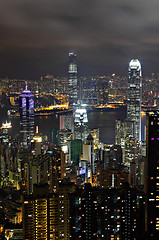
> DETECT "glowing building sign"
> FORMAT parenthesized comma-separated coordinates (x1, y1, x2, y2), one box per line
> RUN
(79, 168, 86, 175)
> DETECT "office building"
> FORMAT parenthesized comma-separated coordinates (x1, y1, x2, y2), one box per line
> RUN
(88, 128, 100, 146)
(127, 59, 142, 141)
(74, 107, 88, 143)
(19, 84, 34, 148)
(31, 126, 42, 157)
(124, 136, 140, 166)
(69, 139, 82, 166)
(0, 121, 12, 145)
(86, 133, 94, 173)
(145, 111, 159, 239)
(115, 119, 134, 145)
(50, 128, 60, 146)
(68, 53, 78, 105)
(60, 115, 73, 132)
(59, 129, 73, 153)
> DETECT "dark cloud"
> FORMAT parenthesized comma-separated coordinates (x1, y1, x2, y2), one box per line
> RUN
(0, 0, 159, 79)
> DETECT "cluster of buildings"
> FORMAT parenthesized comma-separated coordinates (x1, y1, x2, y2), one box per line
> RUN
(1, 54, 159, 110)
(0, 56, 159, 239)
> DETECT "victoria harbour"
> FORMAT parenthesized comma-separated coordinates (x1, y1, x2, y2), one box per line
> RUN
(1, 107, 146, 144)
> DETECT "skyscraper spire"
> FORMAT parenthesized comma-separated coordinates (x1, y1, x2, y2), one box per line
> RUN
(25, 81, 28, 90)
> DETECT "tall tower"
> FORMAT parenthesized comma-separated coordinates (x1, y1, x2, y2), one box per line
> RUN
(31, 126, 42, 157)
(145, 111, 159, 239)
(68, 52, 78, 105)
(127, 59, 142, 141)
(19, 83, 34, 148)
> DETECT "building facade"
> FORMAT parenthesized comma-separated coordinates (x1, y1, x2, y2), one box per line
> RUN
(69, 183, 143, 240)
(145, 111, 159, 239)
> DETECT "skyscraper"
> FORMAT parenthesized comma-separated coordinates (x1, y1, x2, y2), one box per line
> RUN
(74, 107, 88, 143)
(19, 84, 34, 148)
(145, 111, 159, 239)
(127, 59, 142, 141)
(68, 53, 78, 105)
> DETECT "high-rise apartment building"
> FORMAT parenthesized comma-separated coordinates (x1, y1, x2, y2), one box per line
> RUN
(23, 183, 75, 240)
(127, 59, 142, 141)
(19, 84, 34, 148)
(68, 53, 78, 105)
(27, 147, 66, 194)
(23, 184, 59, 240)
(58, 182, 75, 240)
(145, 111, 159, 239)
(69, 183, 143, 240)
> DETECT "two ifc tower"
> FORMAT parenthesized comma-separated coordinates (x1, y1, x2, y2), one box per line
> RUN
(68, 54, 142, 142)
(19, 56, 142, 148)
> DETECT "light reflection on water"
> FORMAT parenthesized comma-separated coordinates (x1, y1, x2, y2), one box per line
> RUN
(2, 108, 146, 144)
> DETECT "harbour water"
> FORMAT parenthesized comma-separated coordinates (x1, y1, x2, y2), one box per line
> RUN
(1, 108, 146, 144)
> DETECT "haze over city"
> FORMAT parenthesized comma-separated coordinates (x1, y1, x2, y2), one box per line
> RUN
(1, 0, 159, 79)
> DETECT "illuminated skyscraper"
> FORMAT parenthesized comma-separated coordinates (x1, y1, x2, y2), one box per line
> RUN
(127, 59, 142, 141)
(74, 107, 88, 143)
(68, 53, 78, 105)
(19, 84, 34, 148)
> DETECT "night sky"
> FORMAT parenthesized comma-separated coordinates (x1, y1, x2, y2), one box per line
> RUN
(0, 0, 159, 79)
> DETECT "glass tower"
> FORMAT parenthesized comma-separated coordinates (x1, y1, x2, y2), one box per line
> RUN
(19, 84, 34, 148)
(127, 59, 142, 141)
(68, 52, 78, 105)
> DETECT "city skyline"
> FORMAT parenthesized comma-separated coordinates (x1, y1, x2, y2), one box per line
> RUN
(0, 2, 159, 238)
(0, 1, 159, 79)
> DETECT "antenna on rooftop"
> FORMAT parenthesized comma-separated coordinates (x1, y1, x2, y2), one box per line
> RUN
(25, 81, 28, 90)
